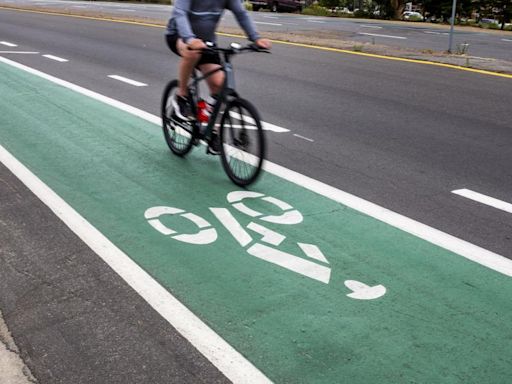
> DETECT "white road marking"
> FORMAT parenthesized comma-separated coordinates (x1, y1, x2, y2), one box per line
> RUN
(452, 189, 512, 214)
(0, 41, 17, 47)
(293, 134, 314, 142)
(307, 20, 326, 23)
(119, 9, 136, 12)
(71, 5, 86, 8)
(43, 54, 68, 62)
(360, 25, 383, 29)
(502, 38, 512, 42)
(0, 51, 39, 54)
(255, 21, 283, 26)
(424, 31, 448, 35)
(359, 32, 407, 40)
(108, 75, 147, 87)
(263, 15, 279, 19)
(1, 57, 511, 280)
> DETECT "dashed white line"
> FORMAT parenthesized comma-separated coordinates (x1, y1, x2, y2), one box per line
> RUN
(293, 134, 314, 142)
(424, 31, 448, 35)
(359, 32, 407, 40)
(119, 9, 136, 12)
(255, 21, 283, 26)
(263, 15, 280, 19)
(502, 38, 512, 42)
(307, 20, 326, 24)
(108, 75, 147, 87)
(361, 25, 383, 29)
(452, 189, 512, 214)
(0, 41, 17, 47)
(43, 54, 68, 62)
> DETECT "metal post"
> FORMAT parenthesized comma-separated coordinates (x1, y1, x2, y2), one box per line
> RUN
(448, 0, 457, 53)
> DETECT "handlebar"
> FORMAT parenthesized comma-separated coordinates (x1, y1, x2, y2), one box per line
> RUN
(187, 43, 271, 55)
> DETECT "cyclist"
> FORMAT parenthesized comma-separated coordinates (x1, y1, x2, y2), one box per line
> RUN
(165, 0, 271, 154)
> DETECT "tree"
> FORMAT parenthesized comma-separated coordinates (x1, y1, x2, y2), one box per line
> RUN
(319, 0, 341, 8)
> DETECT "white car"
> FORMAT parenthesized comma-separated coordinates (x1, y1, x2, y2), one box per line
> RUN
(402, 11, 424, 21)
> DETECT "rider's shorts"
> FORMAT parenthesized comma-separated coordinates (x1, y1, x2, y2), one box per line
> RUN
(166, 34, 221, 67)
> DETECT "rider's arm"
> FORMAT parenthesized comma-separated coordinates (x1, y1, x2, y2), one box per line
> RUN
(226, 0, 261, 42)
(172, 0, 196, 44)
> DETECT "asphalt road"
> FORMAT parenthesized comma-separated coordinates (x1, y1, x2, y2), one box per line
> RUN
(1, 6, 511, 383)
(2, 0, 512, 61)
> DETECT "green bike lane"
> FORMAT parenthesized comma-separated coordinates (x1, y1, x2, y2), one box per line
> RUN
(1, 60, 511, 383)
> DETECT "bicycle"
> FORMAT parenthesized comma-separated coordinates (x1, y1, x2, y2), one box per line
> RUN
(161, 42, 270, 186)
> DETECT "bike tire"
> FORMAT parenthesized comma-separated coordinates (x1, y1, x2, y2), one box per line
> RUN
(219, 98, 266, 186)
(161, 80, 195, 156)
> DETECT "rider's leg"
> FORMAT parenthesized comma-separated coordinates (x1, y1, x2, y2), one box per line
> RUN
(198, 63, 224, 97)
(176, 38, 201, 97)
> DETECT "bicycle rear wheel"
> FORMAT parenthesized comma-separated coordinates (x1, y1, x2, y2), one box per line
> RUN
(161, 80, 195, 156)
(219, 98, 266, 186)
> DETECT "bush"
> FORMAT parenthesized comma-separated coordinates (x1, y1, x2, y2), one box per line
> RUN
(353, 10, 370, 18)
(243, 1, 253, 11)
(301, 4, 331, 17)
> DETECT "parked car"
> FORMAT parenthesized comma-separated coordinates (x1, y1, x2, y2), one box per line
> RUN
(250, 0, 304, 13)
(402, 11, 424, 21)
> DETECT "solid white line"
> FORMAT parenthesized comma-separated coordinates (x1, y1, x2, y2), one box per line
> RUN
(293, 134, 314, 142)
(255, 21, 283, 26)
(359, 32, 407, 40)
(452, 189, 512, 214)
(43, 54, 68, 62)
(108, 75, 147, 87)
(0, 51, 39, 54)
(361, 25, 383, 29)
(1, 57, 511, 281)
(502, 38, 512, 42)
(0, 58, 271, 384)
(0, 41, 17, 47)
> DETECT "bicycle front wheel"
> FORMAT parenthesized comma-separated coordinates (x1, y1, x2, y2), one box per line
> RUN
(219, 98, 266, 186)
(161, 80, 195, 156)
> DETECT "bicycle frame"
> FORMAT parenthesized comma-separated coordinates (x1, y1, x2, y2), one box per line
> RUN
(189, 58, 238, 141)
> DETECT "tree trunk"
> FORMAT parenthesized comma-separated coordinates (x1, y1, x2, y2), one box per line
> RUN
(390, 0, 405, 19)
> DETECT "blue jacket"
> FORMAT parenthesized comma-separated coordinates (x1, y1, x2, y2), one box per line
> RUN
(167, 0, 260, 43)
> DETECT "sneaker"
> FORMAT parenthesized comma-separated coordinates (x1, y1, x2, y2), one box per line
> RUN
(172, 94, 194, 121)
(207, 132, 221, 155)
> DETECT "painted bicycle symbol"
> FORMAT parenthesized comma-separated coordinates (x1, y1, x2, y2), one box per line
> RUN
(145, 191, 386, 300)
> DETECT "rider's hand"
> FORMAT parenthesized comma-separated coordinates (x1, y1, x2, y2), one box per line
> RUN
(187, 38, 207, 51)
(255, 38, 271, 50)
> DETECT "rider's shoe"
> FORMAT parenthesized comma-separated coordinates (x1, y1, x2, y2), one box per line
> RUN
(207, 132, 221, 155)
(172, 94, 194, 121)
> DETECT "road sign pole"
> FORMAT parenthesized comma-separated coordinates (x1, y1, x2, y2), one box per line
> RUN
(448, 0, 457, 52)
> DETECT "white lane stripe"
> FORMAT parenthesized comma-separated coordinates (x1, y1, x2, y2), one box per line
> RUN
(0, 51, 39, 54)
(424, 31, 448, 35)
(502, 38, 512, 42)
(108, 75, 147, 87)
(0, 41, 17, 47)
(293, 134, 314, 142)
(307, 20, 326, 23)
(255, 21, 283, 26)
(43, 54, 68, 62)
(263, 15, 279, 19)
(361, 25, 383, 29)
(452, 189, 512, 214)
(359, 32, 407, 40)
(1, 57, 511, 280)
(0, 57, 271, 384)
